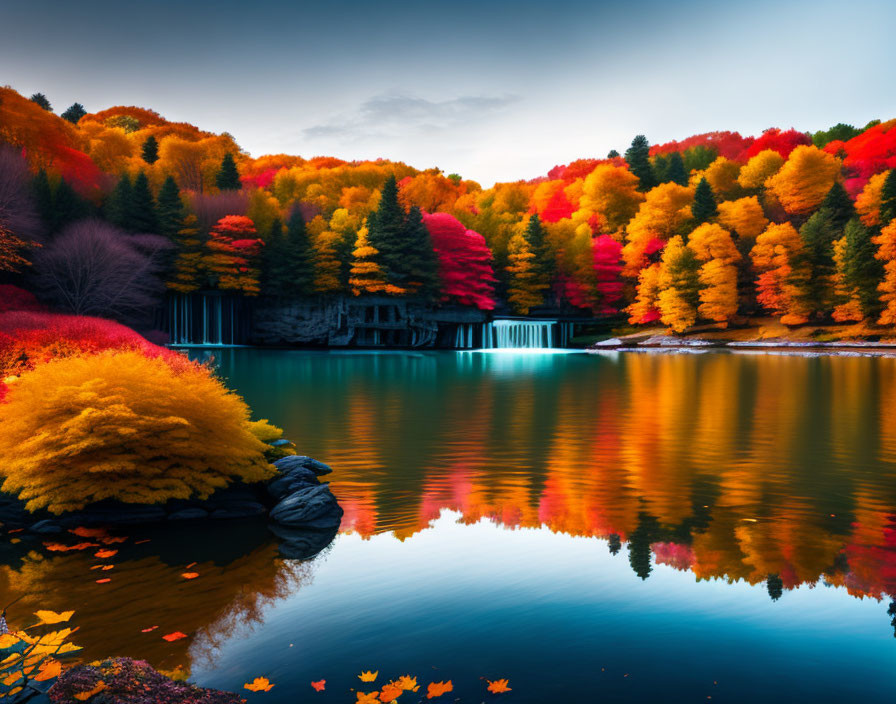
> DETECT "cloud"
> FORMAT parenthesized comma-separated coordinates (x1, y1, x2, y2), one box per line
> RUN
(302, 92, 521, 142)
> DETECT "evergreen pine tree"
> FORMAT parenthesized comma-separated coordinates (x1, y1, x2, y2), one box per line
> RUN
(506, 231, 545, 314)
(142, 135, 159, 164)
(799, 211, 838, 316)
(156, 176, 184, 239)
(402, 206, 440, 298)
(52, 179, 90, 232)
(367, 174, 407, 286)
(625, 135, 656, 192)
(29, 93, 51, 111)
(666, 152, 688, 186)
(215, 153, 241, 191)
(841, 217, 884, 319)
(106, 174, 133, 229)
(32, 169, 54, 235)
(283, 208, 315, 296)
(262, 217, 285, 296)
(820, 182, 855, 231)
(607, 149, 620, 158)
(130, 172, 158, 232)
(167, 215, 204, 293)
(60, 103, 86, 123)
(692, 177, 718, 224)
(880, 169, 896, 227)
(523, 213, 553, 287)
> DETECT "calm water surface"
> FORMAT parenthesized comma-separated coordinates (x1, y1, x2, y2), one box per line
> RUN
(3, 349, 896, 702)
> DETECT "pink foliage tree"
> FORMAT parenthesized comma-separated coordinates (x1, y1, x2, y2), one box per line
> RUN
(593, 235, 624, 314)
(422, 212, 496, 310)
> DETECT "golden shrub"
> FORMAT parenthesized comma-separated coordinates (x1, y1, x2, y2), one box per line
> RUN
(0, 351, 275, 513)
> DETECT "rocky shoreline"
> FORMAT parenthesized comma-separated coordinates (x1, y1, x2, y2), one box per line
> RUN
(0, 455, 344, 560)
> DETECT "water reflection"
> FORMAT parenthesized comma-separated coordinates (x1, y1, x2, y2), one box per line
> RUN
(216, 349, 896, 602)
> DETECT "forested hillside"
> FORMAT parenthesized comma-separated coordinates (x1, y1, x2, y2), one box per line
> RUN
(3, 85, 896, 333)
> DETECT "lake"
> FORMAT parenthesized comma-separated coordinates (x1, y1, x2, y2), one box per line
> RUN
(3, 349, 896, 702)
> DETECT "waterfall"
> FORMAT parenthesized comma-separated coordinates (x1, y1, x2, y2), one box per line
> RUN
(480, 319, 556, 349)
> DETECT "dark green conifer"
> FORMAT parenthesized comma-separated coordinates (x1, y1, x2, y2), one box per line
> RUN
(32, 169, 54, 234)
(60, 103, 86, 123)
(841, 217, 884, 319)
(156, 176, 184, 239)
(820, 182, 855, 231)
(215, 153, 241, 191)
(367, 174, 407, 286)
(29, 93, 51, 111)
(692, 177, 718, 224)
(52, 179, 90, 231)
(799, 211, 838, 316)
(607, 149, 620, 158)
(106, 174, 133, 229)
(142, 135, 159, 164)
(129, 172, 158, 232)
(879, 169, 896, 227)
(402, 206, 440, 298)
(624, 135, 656, 191)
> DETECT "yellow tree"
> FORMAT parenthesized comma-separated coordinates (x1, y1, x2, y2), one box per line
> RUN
(830, 236, 863, 322)
(626, 262, 662, 325)
(693, 156, 742, 200)
(688, 223, 741, 326)
(737, 149, 785, 190)
(505, 231, 546, 314)
(873, 221, 896, 325)
(717, 196, 769, 239)
(622, 182, 694, 275)
(657, 235, 701, 333)
(856, 170, 889, 227)
(579, 164, 644, 233)
(348, 226, 404, 296)
(765, 145, 841, 215)
(750, 222, 811, 324)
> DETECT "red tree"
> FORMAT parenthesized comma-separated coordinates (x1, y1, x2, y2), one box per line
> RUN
(592, 235, 624, 314)
(743, 128, 812, 160)
(422, 212, 496, 310)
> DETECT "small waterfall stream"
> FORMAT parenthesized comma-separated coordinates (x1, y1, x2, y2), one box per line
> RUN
(481, 319, 556, 349)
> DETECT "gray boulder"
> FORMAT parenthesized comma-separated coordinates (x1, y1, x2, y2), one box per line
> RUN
(270, 484, 343, 529)
(274, 455, 332, 477)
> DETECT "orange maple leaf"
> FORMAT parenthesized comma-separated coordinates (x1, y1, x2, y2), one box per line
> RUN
(379, 684, 403, 702)
(310, 679, 326, 692)
(71, 527, 107, 538)
(101, 565, 114, 571)
(73, 681, 107, 701)
(359, 670, 378, 682)
(33, 659, 63, 682)
(141, 626, 158, 633)
(181, 572, 199, 580)
(426, 681, 453, 699)
(356, 693, 380, 704)
(487, 679, 511, 694)
(95, 579, 111, 584)
(244, 677, 275, 692)
(162, 632, 187, 642)
(94, 549, 118, 559)
(395, 675, 417, 691)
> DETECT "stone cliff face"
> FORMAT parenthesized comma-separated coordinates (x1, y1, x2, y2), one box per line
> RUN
(250, 296, 487, 347)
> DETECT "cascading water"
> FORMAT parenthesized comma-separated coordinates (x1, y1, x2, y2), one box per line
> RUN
(480, 319, 556, 349)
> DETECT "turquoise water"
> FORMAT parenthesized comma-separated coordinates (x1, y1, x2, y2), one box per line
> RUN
(4, 349, 896, 702)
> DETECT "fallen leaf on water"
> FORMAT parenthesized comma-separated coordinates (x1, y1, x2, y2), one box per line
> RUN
(487, 679, 512, 694)
(181, 572, 199, 580)
(94, 549, 118, 559)
(396, 675, 417, 691)
(244, 677, 275, 692)
(95, 579, 111, 584)
(185, 562, 197, 569)
(35, 610, 74, 625)
(426, 680, 453, 699)
(356, 693, 380, 704)
(162, 632, 187, 642)
(100, 536, 127, 545)
(359, 670, 378, 682)
(379, 684, 403, 702)
(134, 539, 150, 545)
(101, 565, 114, 571)
(311, 679, 326, 692)
(45, 542, 98, 552)
(33, 659, 62, 681)
(141, 626, 158, 633)
(73, 682, 107, 701)
(71, 527, 107, 538)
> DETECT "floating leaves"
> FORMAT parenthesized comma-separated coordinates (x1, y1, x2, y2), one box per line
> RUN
(34, 610, 74, 625)
(356, 693, 380, 704)
(181, 572, 200, 580)
(378, 684, 403, 702)
(487, 678, 512, 694)
(161, 632, 187, 642)
(426, 680, 453, 699)
(95, 578, 111, 584)
(310, 679, 326, 691)
(359, 670, 378, 682)
(94, 549, 118, 559)
(244, 677, 275, 692)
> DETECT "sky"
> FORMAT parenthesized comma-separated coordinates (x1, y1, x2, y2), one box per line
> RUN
(2, 0, 895, 186)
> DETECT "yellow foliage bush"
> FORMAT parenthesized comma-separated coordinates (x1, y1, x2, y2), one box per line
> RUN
(0, 351, 275, 514)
